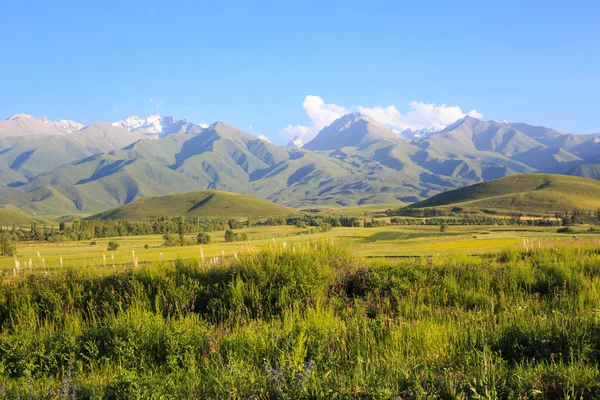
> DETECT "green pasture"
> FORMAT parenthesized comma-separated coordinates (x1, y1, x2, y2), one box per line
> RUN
(3, 223, 597, 271)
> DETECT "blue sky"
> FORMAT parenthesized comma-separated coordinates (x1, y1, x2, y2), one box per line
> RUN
(1, 0, 598, 143)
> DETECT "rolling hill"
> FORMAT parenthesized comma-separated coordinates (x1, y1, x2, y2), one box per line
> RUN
(408, 174, 600, 215)
(0, 204, 52, 226)
(89, 190, 296, 220)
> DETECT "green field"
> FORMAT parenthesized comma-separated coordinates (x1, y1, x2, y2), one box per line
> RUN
(3, 223, 597, 271)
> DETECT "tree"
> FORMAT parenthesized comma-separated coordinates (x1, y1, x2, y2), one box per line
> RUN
(163, 233, 177, 247)
(439, 222, 447, 232)
(0, 235, 16, 257)
(224, 229, 236, 243)
(197, 232, 211, 244)
(319, 223, 332, 232)
(177, 217, 186, 246)
(228, 219, 243, 229)
(107, 241, 119, 251)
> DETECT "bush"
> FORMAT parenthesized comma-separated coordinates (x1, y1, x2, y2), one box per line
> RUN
(319, 223, 332, 232)
(197, 232, 212, 244)
(224, 229, 235, 242)
(227, 219, 243, 229)
(107, 241, 119, 251)
(144, 244, 149, 249)
(163, 233, 178, 246)
(224, 229, 247, 242)
(557, 226, 575, 233)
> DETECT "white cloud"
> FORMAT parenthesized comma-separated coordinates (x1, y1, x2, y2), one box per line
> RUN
(279, 95, 349, 140)
(279, 95, 482, 140)
(248, 124, 253, 131)
(279, 124, 313, 139)
(148, 98, 154, 102)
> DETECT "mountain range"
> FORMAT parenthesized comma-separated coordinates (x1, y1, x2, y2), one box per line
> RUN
(0, 112, 598, 216)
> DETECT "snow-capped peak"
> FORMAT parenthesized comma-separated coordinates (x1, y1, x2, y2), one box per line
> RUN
(112, 115, 207, 137)
(326, 113, 379, 132)
(489, 119, 509, 124)
(7, 113, 34, 121)
(257, 134, 272, 143)
(40, 117, 84, 133)
(287, 136, 305, 148)
(397, 125, 442, 140)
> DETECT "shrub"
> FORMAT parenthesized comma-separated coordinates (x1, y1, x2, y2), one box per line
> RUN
(319, 223, 332, 232)
(107, 241, 119, 251)
(163, 233, 178, 246)
(227, 219, 243, 229)
(224, 229, 235, 242)
(224, 229, 247, 242)
(197, 232, 211, 244)
(557, 226, 574, 233)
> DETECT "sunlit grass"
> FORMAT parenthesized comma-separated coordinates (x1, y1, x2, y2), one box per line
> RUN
(1, 241, 599, 397)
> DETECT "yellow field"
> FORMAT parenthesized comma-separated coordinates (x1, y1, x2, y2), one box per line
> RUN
(2, 224, 598, 271)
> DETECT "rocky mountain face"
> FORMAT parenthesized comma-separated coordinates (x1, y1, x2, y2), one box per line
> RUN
(0, 112, 598, 215)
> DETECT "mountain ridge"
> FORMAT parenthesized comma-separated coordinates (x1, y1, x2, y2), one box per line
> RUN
(0, 112, 599, 215)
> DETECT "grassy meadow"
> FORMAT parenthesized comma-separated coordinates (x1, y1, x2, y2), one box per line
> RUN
(1, 223, 598, 271)
(1, 218, 600, 398)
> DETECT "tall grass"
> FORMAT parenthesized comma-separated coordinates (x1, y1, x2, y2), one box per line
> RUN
(0, 242, 599, 398)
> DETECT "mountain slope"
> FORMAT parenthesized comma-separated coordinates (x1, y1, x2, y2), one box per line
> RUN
(409, 174, 600, 214)
(1, 112, 600, 215)
(0, 114, 68, 137)
(567, 164, 600, 180)
(304, 113, 400, 150)
(90, 190, 295, 220)
(0, 204, 51, 226)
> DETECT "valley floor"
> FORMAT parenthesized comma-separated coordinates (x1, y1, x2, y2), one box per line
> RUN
(1, 224, 597, 271)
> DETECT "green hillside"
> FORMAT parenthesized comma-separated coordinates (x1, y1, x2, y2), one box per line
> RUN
(0, 204, 51, 226)
(90, 190, 296, 220)
(409, 174, 600, 215)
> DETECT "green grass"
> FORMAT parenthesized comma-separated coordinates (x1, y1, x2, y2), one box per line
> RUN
(0, 204, 53, 226)
(90, 190, 297, 220)
(300, 203, 405, 217)
(410, 173, 600, 215)
(1, 242, 600, 398)
(2, 224, 598, 271)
